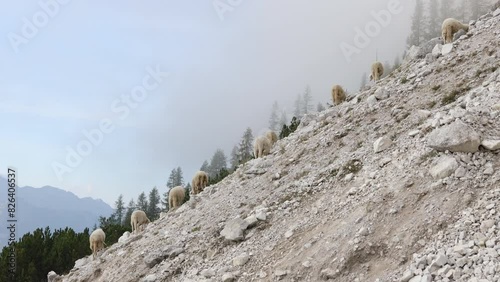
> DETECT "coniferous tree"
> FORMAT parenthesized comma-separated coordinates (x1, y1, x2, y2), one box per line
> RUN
(294, 94, 303, 118)
(184, 183, 191, 203)
(175, 167, 184, 186)
(200, 160, 209, 172)
(269, 101, 279, 131)
(407, 0, 425, 47)
(427, 0, 441, 39)
(317, 102, 326, 112)
(123, 199, 135, 227)
(112, 194, 125, 225)
(230, 145, 240, 170)
(136, 192, 148, 212)
(147, 187, 161, 220)
(237, 128, 254, 164)
(209, 149, 228, 178)
(302, 85, 313, 115)
(166, 168, 177, 189)
(279, 110, 288, 129)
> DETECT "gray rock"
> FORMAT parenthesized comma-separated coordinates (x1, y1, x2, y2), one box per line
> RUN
(233, 253, 250, 266)
(244, 215, 258, 227)
(118, 231, 131, 243)
(320, 268, 337, 280)
(374, 136, 393, 153)
(200, 269, 215, 278)
(493, 8, 500, 17)
(221, 218, 249, 241)
(432, 44, 442, 57)
(47, 271, 60, 282)
(274, 269, 288, 277)
(374, 87, 390, 100)
(481, 140, 500, 150)
(429, 156, 458, 179)
(141, 274, 157, 282)
(405, 45, 421, 62)
(401, 269, 414, 282)
(222, 273, 236, 282)
(367, 95, 378, 107)
(427, 121, 481, 153)
(442, 44, 454, 55)
(256, 210, 267, 221)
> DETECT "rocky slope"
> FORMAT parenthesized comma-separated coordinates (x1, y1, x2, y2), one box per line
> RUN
(50, 7, 500, 282)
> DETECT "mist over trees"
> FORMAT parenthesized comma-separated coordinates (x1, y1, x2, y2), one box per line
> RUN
(408, 0, 494, 46)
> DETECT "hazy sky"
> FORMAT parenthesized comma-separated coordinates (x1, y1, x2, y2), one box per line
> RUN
(0, 0, 413, 206)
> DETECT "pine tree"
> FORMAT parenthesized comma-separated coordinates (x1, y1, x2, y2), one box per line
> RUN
(161, 188, 169, 211)
(184, 183, 191, 203)
(269, 101, 279, 131)
(175, 167, 184, 186)
(209, 149, 228, 178)
(112, 194, 125, 225)
(166, 168, 177, 189)
(123, 199, 135, 227)
(407, 0, 425, 47)
(359, 72, 368, 90)
(230, 145, 240, 170)
(316, 102, 326, 112)
(147, 187, 161, 220)
(200, 160, 209, 172)
(302, 85, 313, 115)
(279, 110, 288, 129)
(427, 0, 441, 39)
(237, 128, 254, 164)
(294, 94, 303, 118)
(166, 167, 183, 189)
(439, 0, 456, 22)
(137, 192, 148, 212)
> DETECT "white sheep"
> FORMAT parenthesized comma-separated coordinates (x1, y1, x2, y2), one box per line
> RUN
(131, 210, 150, 234)
(169, 186, 186, 210)
(192, 171, 209, 195)
(369, 61, 384, 82)
(331, 84, 346, 105)
(254, 136, 272, 158)
(441, 18, 469, 44)
(89, 228, 106, 259)
(266, 131, 278, 145)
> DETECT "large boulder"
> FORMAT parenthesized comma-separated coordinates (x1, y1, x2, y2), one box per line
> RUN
(427, 121, 481, 153)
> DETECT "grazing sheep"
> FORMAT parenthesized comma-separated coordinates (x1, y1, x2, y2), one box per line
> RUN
(254, 136, 272, 158)
(266, 131, 278, 145)
(89, 228, 106, 259)
(370, 62, 384, 82)
(441, 18, 469, 44)
(192, 171, 209, 195)
(169, 186, 186, 210)
(131, 210, 150, 234)
(331, 85, 346, 105)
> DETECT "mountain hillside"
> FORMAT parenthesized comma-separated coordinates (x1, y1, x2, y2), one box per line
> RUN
(0, 177, 113, 246)
(51, 7, 499, 282)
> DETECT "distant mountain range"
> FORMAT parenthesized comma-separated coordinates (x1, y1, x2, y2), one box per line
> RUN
(0, 177, 113, 247)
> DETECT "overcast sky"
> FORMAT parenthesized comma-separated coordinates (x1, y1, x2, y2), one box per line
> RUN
(0, 0, 413, 206)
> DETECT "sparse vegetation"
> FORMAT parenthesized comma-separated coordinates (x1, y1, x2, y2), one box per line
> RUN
(340, 159, 363, 177)
(420, 150, 438, 162)
(431, 85, 441, 91)
(400, 77, 409, 84)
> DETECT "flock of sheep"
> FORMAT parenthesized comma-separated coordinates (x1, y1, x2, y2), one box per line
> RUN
(331, 17, 469, 105)
(88, 17, 470, 260)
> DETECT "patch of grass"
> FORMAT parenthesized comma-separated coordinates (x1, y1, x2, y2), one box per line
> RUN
(400, 77, 409, 84)
(441, 89, 460, 105)
(431, 85, 441, 91)
(420, 151, 438, 163)
(357, 141, 363, 148)
(427, 101, 437, 109)
(341, 159, 363, 176)
(191, 226, 201, 232)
